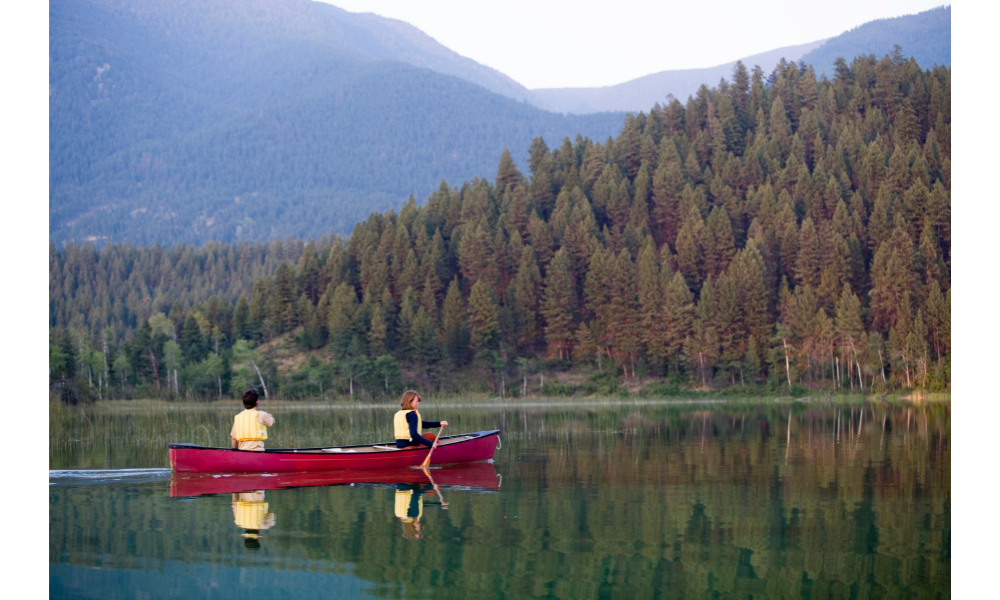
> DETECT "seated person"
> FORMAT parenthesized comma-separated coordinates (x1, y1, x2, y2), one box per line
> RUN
(230, 390, 275, 451)
(393, 390, 448, 449)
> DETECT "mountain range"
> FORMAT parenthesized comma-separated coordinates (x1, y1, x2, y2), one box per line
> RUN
(531, 5, 951, 114)
(50, 1, 951, 247)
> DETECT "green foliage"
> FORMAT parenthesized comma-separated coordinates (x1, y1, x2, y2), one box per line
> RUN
(49, 52, 950, 399)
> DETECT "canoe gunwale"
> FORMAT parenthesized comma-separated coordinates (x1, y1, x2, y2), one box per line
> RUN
(168, 429, 500, 454)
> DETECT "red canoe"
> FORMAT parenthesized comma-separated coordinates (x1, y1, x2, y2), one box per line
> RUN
(168, 429, 501, 473)
(170, 461, 501, 496)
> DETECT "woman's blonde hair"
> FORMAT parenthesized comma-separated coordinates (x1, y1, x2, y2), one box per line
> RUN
(400, 390, 421, 410)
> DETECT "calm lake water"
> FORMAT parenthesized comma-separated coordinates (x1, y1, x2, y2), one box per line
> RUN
(50, 399, 950, 599)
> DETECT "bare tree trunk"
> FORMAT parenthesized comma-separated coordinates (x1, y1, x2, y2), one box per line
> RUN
(782, 339, 792, 389)
(698, 351, 706, 388)
(249, 359, 268, 399)
(149, 350, 161, 390)
(102, 330, 109, 386)
(877, 350, 886, 382)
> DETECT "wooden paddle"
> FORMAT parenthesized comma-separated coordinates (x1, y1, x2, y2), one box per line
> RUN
(418, 424, 446, 468)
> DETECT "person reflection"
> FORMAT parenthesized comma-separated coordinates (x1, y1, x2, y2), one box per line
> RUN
(394, 483, 437, 539)
(232, 490, 276, 548)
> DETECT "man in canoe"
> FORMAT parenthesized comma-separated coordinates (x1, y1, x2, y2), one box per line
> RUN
(231, 390, 275, 451)
(394, 390, 447, 449)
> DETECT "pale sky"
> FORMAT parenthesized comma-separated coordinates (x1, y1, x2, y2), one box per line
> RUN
(324, 1, 949, 89)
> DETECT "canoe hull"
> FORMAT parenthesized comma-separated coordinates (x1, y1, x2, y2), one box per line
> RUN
(168, 430, 500, 473)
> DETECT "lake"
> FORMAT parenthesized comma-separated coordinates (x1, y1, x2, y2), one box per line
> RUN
(50, 399, 950, 599)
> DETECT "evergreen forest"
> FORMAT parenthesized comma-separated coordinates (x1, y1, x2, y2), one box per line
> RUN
(799, 5, 950, 79)
(49, 53, 951, 402)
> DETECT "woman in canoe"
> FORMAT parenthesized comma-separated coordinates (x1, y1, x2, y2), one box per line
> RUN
(394, 390, 447, 449)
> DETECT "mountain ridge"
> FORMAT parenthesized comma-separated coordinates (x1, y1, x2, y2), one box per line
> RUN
(49, 0, 622, 246)
(532, 40, 827, 114)
(531, 5, 950, 114)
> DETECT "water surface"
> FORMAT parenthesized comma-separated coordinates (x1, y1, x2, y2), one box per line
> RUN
(50, 400, 950, 599)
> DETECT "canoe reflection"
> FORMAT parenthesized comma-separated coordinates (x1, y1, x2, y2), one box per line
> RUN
(170, 461, 500, 497)
(232, 490, 275, 548)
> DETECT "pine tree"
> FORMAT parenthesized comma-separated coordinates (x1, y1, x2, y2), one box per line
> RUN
(297, 244, 321, 304)
(834, 283, 866, 390)
(869, 226, 917, 333)
(637, 243, 666, 369)
(924, 280, 949, 362)
(651, 153, 684, 246)
(604, 249, 640, 377)
(512, 248, 542, 352)
(704, 206, 736, 276)
(685, 276, 719, 387)
(180, 313, 207, 364)
(795, 217, 822, 287)
(233, 295, 250, 341)
(468, 280, 499, 360)
(327, 282, 359, 358)
(442, 277, 469, 366)
(541, 250, 577, 360)
(367, 309, 387, 357)
(495, 148, 525, 192)
(397, 287, 417, 354)
(675, 208, 705, 291)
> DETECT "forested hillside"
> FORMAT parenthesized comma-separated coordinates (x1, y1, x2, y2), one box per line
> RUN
(50, 0, 622, 246)
(50, 53, 950, 401)
(533, 5, 950, 115)
(800, 5, 950, 78)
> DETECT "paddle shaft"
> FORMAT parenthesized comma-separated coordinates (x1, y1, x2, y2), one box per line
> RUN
(421, 468, 448, 508)
(419, 423, 447, 468)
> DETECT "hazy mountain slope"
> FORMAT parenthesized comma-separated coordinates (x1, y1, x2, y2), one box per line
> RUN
(82, 0, 548, 107)
(532, 40, 826, 114)
(799, 5, 951, 77)
(50, 0, 622, 246)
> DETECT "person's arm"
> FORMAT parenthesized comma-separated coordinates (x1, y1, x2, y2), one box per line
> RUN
(257, 411, 275, 427)
(421, 420, 448, 428)
(231, 421, 239, 448)
(407, 411, 433, 447)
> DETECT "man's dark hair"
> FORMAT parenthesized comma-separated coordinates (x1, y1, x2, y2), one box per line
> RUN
(242, 390, 260, 409)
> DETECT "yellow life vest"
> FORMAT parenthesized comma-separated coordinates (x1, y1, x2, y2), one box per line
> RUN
(233, 499, 269, 529)
(394, 489, 422, 523)
(234, 408, 268, 442)
(393, 409, 421, 440)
